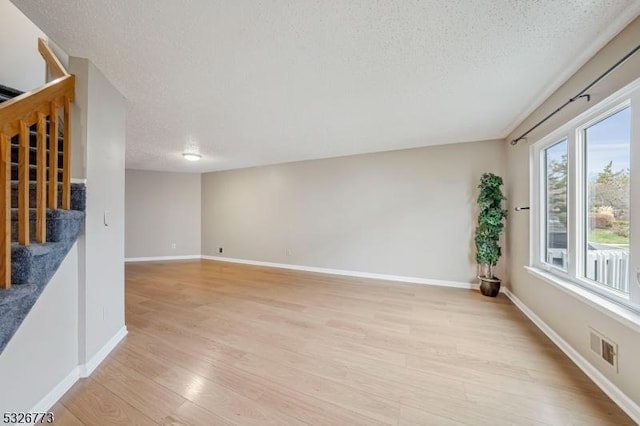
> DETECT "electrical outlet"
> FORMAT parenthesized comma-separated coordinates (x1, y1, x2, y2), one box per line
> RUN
(286, 248, 292, 256)
(218, 247, 223, 254)
(171, 243, 176, 249)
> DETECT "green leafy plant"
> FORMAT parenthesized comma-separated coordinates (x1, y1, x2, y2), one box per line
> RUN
(475, 173, 507, 279)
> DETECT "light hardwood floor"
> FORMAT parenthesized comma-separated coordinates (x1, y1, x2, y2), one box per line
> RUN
(51, 260, 634, 425)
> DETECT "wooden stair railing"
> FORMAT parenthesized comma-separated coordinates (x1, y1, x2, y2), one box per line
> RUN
(0, 38, 75, 289)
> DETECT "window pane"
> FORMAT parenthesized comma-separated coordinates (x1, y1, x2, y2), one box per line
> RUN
(545, 139, 568, 270)
(584, 107, 631, 294)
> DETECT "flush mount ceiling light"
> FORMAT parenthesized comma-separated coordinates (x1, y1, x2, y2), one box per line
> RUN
(182, 152, 202, 161)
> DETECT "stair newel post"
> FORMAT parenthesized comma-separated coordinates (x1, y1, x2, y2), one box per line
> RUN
(18, 120, 29, 246)
(0, 133, 10, 288)
(62, 96, 71, 210)
(48, 102, 58, 210)
(36, 112, 46, 243)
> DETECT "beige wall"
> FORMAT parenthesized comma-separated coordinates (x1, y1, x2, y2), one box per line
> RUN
(125, 170, 201, 258)
(202, 140, 505, 284)
(0, 1, 45, 91)
(505, 17, 640, 406)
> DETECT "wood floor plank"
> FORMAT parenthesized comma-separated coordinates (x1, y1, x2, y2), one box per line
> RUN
(153, 364, 307, 425)
(464, 382, 635, 425)
(399, 404, 467, 426)
(60, 378, 157, 426)
(50, 402, 85, 426)
(125, 329, 388, 426)
(161, 401, 237, 426)
(231, 352, 400, 424)
(92, 359, 186, 423)
(52, 259, 634, 425)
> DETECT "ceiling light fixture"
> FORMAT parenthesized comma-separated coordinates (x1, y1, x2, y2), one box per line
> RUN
(182, 152, 202, 161)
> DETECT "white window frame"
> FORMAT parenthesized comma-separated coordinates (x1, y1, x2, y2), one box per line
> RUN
(530, 77, 640, 316)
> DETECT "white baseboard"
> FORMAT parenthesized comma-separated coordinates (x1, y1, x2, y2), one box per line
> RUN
(29, 326, 127, 416)
(79, 326, 128, 377)
(125, 255, 201, 263)
(30, 366, 79, 414)
(502, 288, 640, 424)
(201, 255, 475, 290)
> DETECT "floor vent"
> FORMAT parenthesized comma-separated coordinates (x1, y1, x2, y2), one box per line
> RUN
(589, 328, 618, 371)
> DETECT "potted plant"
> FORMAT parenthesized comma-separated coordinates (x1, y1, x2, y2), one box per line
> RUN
(475, 173, 507, 297)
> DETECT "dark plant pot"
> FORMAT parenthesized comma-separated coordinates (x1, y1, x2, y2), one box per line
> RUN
(479, 276, 501, 297)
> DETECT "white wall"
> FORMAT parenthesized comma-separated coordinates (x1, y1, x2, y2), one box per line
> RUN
(69, 57, 126, 367)
(0, 0, 45, 91)
(0, 245, 78, 412)
(202, 140, 505, 284)
(505, 16, 640, 408)
(125, 170, 201, 259)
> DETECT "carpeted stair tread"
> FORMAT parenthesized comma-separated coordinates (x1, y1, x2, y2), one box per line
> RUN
(0, 84, 23, 98)
(12, 241, 65, 257)
(9, 182, 86, 212)
(0, 85, 23, 105)
(10, 209, 85, 243)
(10, 163, 63, 182)
(11, 241, 70, 285)
(0, 284, 37, 306)
(0, 297, 36, 354)
(10, 146, 64, 165)
(10, 130, 64, 152)
(10, 208, 85, 220)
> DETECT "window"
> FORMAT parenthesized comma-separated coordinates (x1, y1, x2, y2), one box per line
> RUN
(583, 107, 630, 293)
(544, 139, 568, 270)
(532, 79, 639, 312)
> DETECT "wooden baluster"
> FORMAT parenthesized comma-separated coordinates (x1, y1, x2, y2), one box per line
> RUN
(18, 120, 29, 246)
(62, 96, 71, 210)
(36, 113, 46, 243)
(0, 133, 10, 289)
(48, 102, 59, 210)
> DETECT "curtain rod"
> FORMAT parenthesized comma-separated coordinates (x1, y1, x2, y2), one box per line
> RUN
(510, 43, 640, 146)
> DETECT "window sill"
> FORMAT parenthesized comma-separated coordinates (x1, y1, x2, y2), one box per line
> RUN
(525, 266, 640, 334)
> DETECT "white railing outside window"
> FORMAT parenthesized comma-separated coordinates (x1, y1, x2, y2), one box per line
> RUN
(546, 249, 628, 293)
(585, 250, 629, 293)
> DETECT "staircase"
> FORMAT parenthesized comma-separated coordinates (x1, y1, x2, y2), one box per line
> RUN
(0, 41, 85, 354)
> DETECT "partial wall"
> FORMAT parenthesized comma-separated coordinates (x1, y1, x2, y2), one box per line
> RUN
(125, 170, 201, 259)
(0, 245, 78, 412)
(0, 0, 45, 91)
(504, 17, 640, 410)
(202, 140, 505, 284)
(69, 57, 126, 368)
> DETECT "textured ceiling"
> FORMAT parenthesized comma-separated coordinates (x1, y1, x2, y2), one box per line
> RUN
(12, 0, 640, 172)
